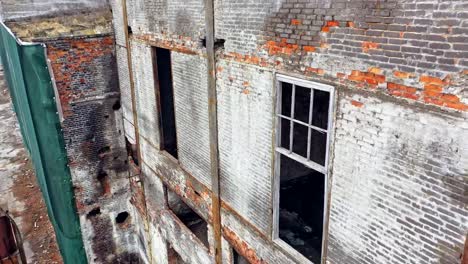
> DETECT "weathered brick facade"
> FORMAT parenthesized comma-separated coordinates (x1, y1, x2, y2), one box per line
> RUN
(46, 34, 141, 263)
(112, 0, 467, 264)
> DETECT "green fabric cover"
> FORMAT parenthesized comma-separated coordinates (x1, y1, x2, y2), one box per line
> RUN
(0, 22, 87, 264)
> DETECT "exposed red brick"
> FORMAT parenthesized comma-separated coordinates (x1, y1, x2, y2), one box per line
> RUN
(419, 75, 448, 86)
(387, 83, 419, 100)
(362, 42, 379, 52)
(351, 100, 364, 107)
(303, 46, 316, 52)
(321, 26, 330, 32)
(291, 19, 301, 25)
(393, 71, 413, 79)
(327, 21, 340, 27)
(305, 67, 325, 75)
(369, 67, 382, 74)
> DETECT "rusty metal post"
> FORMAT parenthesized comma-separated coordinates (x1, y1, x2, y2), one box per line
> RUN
(120, 1, 154, 263)
(204, 0, 222, 263)
(121, 0, 141, 164)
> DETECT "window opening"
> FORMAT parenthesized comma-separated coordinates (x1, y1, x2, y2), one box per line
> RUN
(154, 47, 178, 159)
(233, 248, 250, 264)
(167, 189, 209, 248)
(275, 75, 334, 263)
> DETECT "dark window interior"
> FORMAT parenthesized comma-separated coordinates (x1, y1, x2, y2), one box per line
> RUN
(279, 81, 329, 164)
(278, 80, 330, 263)
(167, 189, 209, 248)
(125, 137, 139, 166)
(233, 249, 250, 264)
(279, 155, 325, 263)
(154, 47, 178, 159)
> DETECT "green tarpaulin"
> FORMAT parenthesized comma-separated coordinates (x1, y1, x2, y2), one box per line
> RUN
(0, 22, 87, 264)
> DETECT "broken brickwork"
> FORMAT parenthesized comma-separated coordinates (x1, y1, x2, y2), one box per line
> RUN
(112, 0, 467, 264)
(45, 34, 142, 263)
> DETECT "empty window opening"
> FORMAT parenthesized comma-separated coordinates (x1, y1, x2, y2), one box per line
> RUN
(98, 146, 111, 157)
(96, 171, 110, 195)
(87, 207, 101, 218)
(116, 211, 130, 224)
(275, 76, 333, 263)
(233, 249, 250, 264)
(112, 100, 121, 110)
(125, 137, 139, 166)
(167, 189, 209, 248)
(153, 47, 178, 159)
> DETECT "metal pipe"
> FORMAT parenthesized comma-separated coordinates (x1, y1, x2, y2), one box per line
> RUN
(203, 0, 222, 262)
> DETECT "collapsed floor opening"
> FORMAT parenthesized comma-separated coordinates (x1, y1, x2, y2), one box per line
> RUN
(167, 189, 209, 248)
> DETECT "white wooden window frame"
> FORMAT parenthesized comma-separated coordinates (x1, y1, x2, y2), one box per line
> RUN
(272, 74, 335, 264)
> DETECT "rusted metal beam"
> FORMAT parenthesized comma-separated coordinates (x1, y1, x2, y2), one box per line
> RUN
(121, 0, 141, 163)
(204, 0, 222, 262)
(121, 0, 152, 262)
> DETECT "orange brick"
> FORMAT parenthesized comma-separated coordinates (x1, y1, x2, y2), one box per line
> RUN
(369, 67, 382, 74)
(337, 73, 346, 79)
(393, 71, 412, 79)
(351, 100, 364, 107)
(440, 94, 460, 103)
(424, 84, 443, 94)
(362, 42, 379, 52)
(291, 19, 301, 25)
(327, 21, 340, 27)
(420, 75, 446, 86)
(346, 21, 355, 28)
(321, 26, 330, 32)
(445, 102, 468, 111)
(305, 67, 325, 75)
(303, 46, 316, 52)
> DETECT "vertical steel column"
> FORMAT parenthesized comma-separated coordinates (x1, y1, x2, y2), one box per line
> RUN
(122, 0, 141, 163)
(204, 0, 222, 263)
(121, 0, 152, 262)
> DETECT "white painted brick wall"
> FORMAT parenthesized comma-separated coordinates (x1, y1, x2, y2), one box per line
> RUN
(172, 52, 211, 187)
(217, 60, 275, 234)
(328, 92, 468, 264)
(131, 40, 160, 148)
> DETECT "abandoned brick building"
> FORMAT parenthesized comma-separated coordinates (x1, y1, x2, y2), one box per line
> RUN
(112, 0, 468, 263)
(1, 0, 468, 263)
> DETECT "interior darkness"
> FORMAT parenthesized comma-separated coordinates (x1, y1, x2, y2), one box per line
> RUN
(233, 249, 250, 264)
(125, 137, 139, 166)
(115, 211, 130, 224)
(155, 47, 178, 159)
(279, 81, 329, 165)
(167, 189, 209, 248)
(279, 154, 325, 263)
